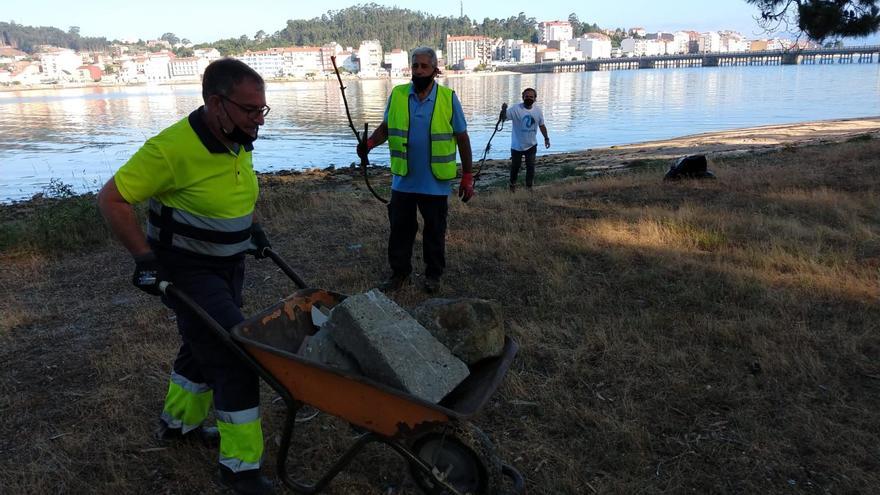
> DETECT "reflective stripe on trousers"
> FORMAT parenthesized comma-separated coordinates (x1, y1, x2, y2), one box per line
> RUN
(160, 370, 213, 434)
(217, 406, 263, 472)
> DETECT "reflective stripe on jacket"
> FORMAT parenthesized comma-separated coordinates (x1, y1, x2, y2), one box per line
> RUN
(387, 83, 458, 180)
(147, 199, 254, 259)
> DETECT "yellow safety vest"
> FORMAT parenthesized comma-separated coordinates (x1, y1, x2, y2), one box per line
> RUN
(386, 83, 458, 180)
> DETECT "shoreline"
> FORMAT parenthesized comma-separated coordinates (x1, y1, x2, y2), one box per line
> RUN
(4, 116, 879, 205)
(0, 70, 519, 94)
(256, 115, 880, 194)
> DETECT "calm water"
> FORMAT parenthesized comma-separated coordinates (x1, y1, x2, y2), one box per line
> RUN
(1, 64, 879, 202)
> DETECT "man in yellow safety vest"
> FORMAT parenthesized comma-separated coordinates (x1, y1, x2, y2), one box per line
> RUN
(358, 46, 474, 294)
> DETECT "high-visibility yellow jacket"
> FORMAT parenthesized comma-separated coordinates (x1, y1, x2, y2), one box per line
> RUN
(386, 83, 458, 180)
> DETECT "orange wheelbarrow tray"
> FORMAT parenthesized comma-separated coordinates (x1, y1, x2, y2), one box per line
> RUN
(162, 249, 525, 495)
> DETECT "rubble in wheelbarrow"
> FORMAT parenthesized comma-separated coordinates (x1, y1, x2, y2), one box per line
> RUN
(314, 289, 470, 404)
(410, 298, 506, 366)
(299, 327, 362, 374)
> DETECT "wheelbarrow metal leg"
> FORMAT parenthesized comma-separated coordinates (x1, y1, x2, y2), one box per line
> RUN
(276, 405, 385, 494)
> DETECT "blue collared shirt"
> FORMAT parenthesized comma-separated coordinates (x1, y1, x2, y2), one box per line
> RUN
(384, 83, 467, 196)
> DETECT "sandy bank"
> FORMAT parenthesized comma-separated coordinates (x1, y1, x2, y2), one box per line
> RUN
(260, 116, 880, 194)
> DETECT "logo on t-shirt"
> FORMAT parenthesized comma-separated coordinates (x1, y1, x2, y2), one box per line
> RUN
(523, 114, 535, 129)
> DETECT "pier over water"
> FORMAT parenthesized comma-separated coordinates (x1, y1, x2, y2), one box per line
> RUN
(508, 46, 880, 73)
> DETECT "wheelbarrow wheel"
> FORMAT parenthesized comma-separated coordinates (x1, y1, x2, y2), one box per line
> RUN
(407, 421, 503, 495)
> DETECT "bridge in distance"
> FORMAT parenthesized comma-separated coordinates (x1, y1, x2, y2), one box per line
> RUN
(505, 46, 880, 73)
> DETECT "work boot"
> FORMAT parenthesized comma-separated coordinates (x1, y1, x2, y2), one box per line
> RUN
(155, 421, 220, 448)
(422, 276, 441, 295)
(216, 467, 276, 495)
(377, 273, 409, 292)
(508, 183, 517, 193)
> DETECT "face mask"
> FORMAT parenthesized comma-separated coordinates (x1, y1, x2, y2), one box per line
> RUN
(412, 75, 433, 92)
(218, 100, 259, 146)
(221, 121, 258, 146)
(523, 96, 536, 108)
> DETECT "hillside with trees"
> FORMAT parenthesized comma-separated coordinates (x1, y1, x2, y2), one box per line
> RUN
(209, 4, 545, 54)
(0, 22, 109, 53)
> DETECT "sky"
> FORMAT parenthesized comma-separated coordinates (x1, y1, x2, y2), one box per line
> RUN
(4, 0, 879, 44)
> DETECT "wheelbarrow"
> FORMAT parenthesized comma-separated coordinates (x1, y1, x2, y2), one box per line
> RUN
(160, 248, 525, 494)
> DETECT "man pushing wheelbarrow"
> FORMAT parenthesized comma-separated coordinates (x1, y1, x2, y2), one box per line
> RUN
(98, 55, 523, 495)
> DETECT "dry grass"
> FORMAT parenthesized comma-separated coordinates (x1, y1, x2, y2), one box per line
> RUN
(2, 138, 879, 494)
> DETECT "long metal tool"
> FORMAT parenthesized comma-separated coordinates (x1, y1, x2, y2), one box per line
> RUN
(330, 56, 388, 204)
(474, 103, 507, 182)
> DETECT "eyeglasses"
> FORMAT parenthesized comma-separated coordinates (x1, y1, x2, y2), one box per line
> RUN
(220, 95, 271, 118)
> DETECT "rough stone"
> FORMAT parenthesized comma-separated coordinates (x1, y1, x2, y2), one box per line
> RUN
(410, 298, 505, 366)
(325, 289, 469, 403)
(299, 328, 361, 374)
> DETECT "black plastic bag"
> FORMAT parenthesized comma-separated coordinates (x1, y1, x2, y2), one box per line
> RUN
(664, 155, 715, 180)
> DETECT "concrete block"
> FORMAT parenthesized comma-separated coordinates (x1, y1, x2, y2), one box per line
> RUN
(325, 289, 469, 403)
(299, 328, 361, 374)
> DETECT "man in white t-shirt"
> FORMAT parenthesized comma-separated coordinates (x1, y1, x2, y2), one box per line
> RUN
(504, 87, 550, 191)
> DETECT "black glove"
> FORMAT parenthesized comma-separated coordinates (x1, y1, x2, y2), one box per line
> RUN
(499, 103, 508, 122)
(250, 222, 271, 259)
(132, 252, 167, 296)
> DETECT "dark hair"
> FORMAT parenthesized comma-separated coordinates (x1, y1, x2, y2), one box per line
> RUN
(522, 88, 537, 97)
(202, 58, 264, 101)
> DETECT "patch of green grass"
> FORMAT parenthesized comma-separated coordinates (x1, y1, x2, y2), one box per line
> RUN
(846, 133, 874, 143)
(0, 180, 113, 254)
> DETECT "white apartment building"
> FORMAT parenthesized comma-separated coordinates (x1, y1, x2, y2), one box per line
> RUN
(271, 46, 323, 76)
(384, 49, 409, 76)
(38, 48, 83, 80)
(320, 42, 343, 72)
(239, 50, 284, 78)
(446, 35, 493, 68)
(620, 38, 664, 57)
(577, 34, 612, 59)
(194, 48, 222, 61)
(513, 43, 537, 64)
(719, 31, 748, 52)
(169, 57, 209, 80)
(538, 48, 560, 62)
(358, 40, 384, 75)
(144, 51, 173, 81)
(671, 31, 691, 54)
(539, 21, 573, 43)
(698, 32, 722, 53)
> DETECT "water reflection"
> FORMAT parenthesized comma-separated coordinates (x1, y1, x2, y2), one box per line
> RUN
(2, 64, 879, 201)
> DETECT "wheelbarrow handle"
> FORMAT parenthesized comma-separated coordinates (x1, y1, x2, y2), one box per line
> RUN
(158, 280, 298, 405)
(263, 247, 307, 289)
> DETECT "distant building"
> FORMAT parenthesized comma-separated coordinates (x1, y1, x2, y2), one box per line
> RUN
(384, 48, 409, 76)
(357, 40, 384, 75)
(239, 50, 283, 78)
(698, 32, 721, 53)
(446, 35, 493, 68)
(194, 48, 221, 61)
(620, 38, 664, 57)
(629, 27, 647, 37)
(577, 33, 612, 59)
(720, 31, 748, 52)
(0, 47, 28, 64)
(38, 47, 83, 80)
(144, 51, 173, 81)
(513, 43, 537, 64)
(539, 21, 573, 43)
(76, 65, 103, 82)
(169, 56, 209, 80)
